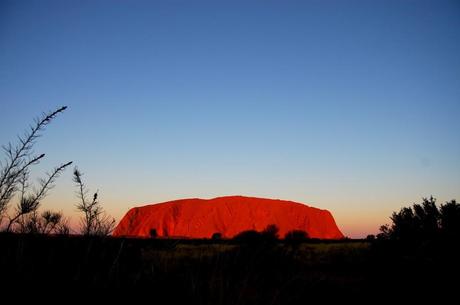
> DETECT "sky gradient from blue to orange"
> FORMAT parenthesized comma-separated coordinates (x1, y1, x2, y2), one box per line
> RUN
(1, 0, 459, 238)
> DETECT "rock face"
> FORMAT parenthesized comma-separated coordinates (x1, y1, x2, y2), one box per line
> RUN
(113, 196, 344, 239)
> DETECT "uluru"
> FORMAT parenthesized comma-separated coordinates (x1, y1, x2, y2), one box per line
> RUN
(113, 196, 344, 239)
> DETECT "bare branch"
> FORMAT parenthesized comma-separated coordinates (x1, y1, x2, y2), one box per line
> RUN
(0, 106, 67, 218)
(4, 161, 72, 232)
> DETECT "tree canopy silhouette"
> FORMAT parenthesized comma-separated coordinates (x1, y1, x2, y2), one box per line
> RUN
(378, 196, 460, 243)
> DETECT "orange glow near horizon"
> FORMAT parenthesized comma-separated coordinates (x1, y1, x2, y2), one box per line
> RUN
(46, 200, 379, 238)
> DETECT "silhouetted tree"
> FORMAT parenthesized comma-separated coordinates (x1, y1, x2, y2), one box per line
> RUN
(390, 207, 417, 241)
(378, 196, 460, 244)
(440, 200, 460, 238)
(73, 167, 115, 236)
(150, 229, 158, 238)
(413, 196, 439, 240)
(377, 224, 391, 240)
(0, 106, 72, 232)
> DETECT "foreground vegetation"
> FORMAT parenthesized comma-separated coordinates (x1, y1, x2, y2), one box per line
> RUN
(1, 233, 458, 302)
(2, 196, 458, 302)
(0, 107, 114, 235)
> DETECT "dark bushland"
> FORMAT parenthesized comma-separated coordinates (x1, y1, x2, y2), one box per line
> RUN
(1, 232, 458, 302)
(374, 197, 460, 257)
(232, 224, 279, 245)
(2, 195, 459, 302)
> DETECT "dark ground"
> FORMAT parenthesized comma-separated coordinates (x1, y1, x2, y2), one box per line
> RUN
(1, 233, 458, 303)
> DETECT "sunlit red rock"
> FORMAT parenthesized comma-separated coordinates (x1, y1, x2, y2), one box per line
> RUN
(113, 196, 344, 239)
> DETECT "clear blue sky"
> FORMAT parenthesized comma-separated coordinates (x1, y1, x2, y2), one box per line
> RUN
(1, 0, 459, 237)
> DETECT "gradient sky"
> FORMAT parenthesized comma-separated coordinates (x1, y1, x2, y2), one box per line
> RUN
(1, 0, 459, 238)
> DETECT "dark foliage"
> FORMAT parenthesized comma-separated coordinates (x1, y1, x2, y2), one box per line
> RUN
(285, 230, 309, 241)
(365, 234, 375, 241)
(211, 232, 222, 240)
(233, 224, 280, 244)
(440, 200, 460, 239)
(1, 233, 458, 302)
(284, 230, 309, 251)
(233, 229, 261, 242)
(262, 224, 279, 239)
(378, 197, 460, 245)
(370, 196, 460, 295)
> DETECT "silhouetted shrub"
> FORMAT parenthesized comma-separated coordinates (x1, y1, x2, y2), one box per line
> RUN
(150, 229, 157, 238)
(233, 224, 280, 244)
(262, 224, 280, 240)
(365, 234, 376, 241)
(285, 230, 309, 241)
(211, 232, 222, 240)
(284, 230, 309, 250)
(73, 167, 115, 236)
(233, 230, 261, 242)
